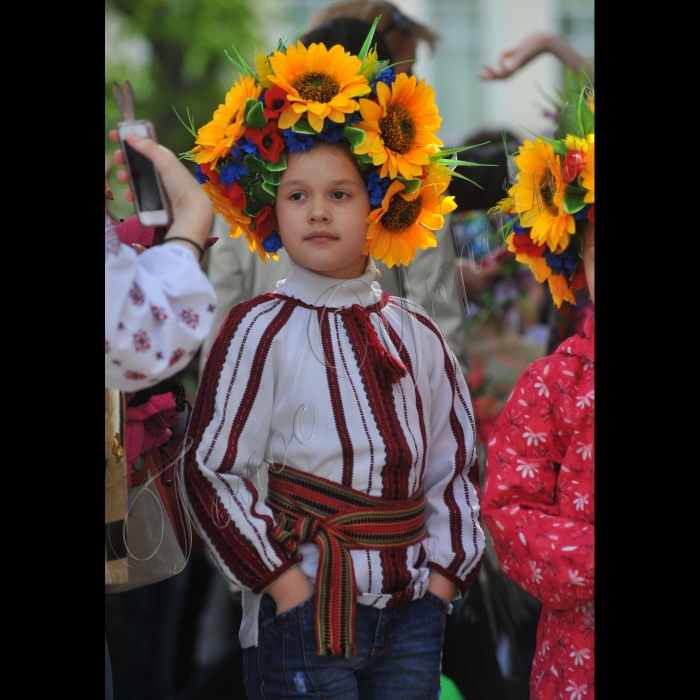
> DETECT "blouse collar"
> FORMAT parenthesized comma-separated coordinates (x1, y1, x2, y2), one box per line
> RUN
(275, 258, 383, 309)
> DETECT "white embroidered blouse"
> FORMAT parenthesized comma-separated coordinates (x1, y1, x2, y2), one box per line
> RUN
(183, 259, 485, 649)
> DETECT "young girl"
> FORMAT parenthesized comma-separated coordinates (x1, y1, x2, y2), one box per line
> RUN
(482, 87, 595, 699)
(182, 30, 485, 699)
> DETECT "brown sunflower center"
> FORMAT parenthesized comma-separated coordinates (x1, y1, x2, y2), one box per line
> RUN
(379, 104, 416, 154)
(382, 194, 422, 232)
(539, 168, 559, 216)
(292, 72, 340, 103)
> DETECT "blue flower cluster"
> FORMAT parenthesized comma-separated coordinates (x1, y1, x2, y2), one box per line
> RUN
(573, 205, 592, 221)
(367, 172, 391, 208)
(371, 69, 397, 93)
(194, 165, 209, 184)
(317, 120, 345, 143)
(220, 158, 249, 185)
(282, 129, 314, 153)
(261, 231, 283, 253)
(543, 244, 579, 277)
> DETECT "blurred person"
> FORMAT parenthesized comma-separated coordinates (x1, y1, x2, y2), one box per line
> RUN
(483, 88, 595, 700)
(439, 128, 545, 700)
(479, 32, 594, 83)
(105, 131, 216, 700)
(106, 131, 217, 391)
(307, 0, 439, 77)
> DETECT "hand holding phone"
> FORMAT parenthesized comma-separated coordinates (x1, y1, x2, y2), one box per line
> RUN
(117, 120, 173, 227)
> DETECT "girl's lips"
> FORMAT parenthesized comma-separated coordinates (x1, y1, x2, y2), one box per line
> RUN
(305, 232, 337, 242)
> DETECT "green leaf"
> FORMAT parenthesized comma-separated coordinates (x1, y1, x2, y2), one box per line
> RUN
(251, 181, 276, 206)
(243, 154, 267, 175)
(356, 154, 375, 164)
(397, 177, 421, 194)
(243, 198, 263, 218)
(448, 172, 483, 188)
(244, 99, 268, 129)
(261, 181, 277, 197)
(225, 44, 255, 79)
(438, 159, 497, 167)
(342, 125, 366, 149)
(265, 152, 287, 172)
(291, 117, 316, 135)
(172, 105, 198, 138)
(563, 189, 587, 214)
(262, 168, 281, 186)
(358, 16, 381, 62)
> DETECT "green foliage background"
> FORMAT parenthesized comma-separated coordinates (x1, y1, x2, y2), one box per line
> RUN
(105, 0, 262, 221)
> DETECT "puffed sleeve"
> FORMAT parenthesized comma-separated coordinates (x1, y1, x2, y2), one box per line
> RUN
(482, 356, 594, 610)
(105, 226, 217, 391)
(182, 296, 298, 593)
(402, 303, 485, 597)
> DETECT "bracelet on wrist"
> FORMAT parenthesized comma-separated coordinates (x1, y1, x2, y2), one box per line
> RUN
(161, 236, 205, 262)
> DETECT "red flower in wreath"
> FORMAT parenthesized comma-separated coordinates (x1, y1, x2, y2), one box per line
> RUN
(509, 230, 547, 258)
(246, 122, 285, 163)
(227, 181, 247, 211)
(254, 205, 278, 241)
(263, 86, 292, 120)
(199, 162, 220, 185)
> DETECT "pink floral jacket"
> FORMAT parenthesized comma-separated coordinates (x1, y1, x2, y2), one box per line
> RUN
(483, 316, 594, 700)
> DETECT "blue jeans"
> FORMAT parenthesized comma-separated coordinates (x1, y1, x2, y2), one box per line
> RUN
(243, 591, 449, 700)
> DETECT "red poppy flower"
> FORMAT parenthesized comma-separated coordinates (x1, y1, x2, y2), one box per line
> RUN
(254, 205, 278, 240)
(246, 122, 285, 163)
(227, 181, 246, 211)
(587, 204, 595, 222)
(199, 161, 220, 185)
(263, 86, 292, 119)
(561, 150, 586, 184)
(510, 230, 546, 258)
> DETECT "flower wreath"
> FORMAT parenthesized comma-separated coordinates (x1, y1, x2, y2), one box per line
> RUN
(178, 18, 482, 268)
(491, 85, 595, 307)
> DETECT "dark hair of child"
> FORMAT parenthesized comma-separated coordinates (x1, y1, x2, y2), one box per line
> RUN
(448, 129, 520, 213)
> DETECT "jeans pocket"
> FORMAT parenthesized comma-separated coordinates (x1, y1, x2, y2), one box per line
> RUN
(261, 592, 316, 631)
(422, 590, 450, 616)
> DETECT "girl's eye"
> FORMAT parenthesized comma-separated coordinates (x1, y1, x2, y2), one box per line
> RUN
(331, 191, 348, 200)
(290, 192, 305, 201)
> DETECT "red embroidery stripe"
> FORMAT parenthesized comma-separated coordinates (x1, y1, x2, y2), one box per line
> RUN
(320, 311, 354, 486)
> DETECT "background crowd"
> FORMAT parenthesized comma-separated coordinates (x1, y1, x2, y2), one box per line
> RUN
(105, 2, 594, 699)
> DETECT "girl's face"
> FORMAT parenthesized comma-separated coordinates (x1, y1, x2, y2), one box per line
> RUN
(276, 145, 371, 280)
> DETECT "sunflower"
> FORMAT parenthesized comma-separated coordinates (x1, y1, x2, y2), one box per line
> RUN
(267, 41, 370, 133)
(580, 135, 594, 203)
(192, 75, 262, 167)
(364, 174, 456, 267)
(508, 139, 575, 252)
(354, 74, 443, 180)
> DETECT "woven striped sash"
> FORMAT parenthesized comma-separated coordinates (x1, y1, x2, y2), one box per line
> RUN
(268, 465, 426, 658)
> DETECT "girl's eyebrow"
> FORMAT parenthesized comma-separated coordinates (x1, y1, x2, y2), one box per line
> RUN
(280, 178, 360, 187)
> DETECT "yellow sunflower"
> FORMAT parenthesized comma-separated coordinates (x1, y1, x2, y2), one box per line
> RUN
(580, 135, 594, 203)
(267, 41, 370, 132)
(364, 174, 456, 267)
(508, 138, 575, 252)
(354, 74, 443, 180)
(192, 75, 262, 167)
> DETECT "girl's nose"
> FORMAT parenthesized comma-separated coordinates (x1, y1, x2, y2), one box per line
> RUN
(309, 204, 330, 223)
